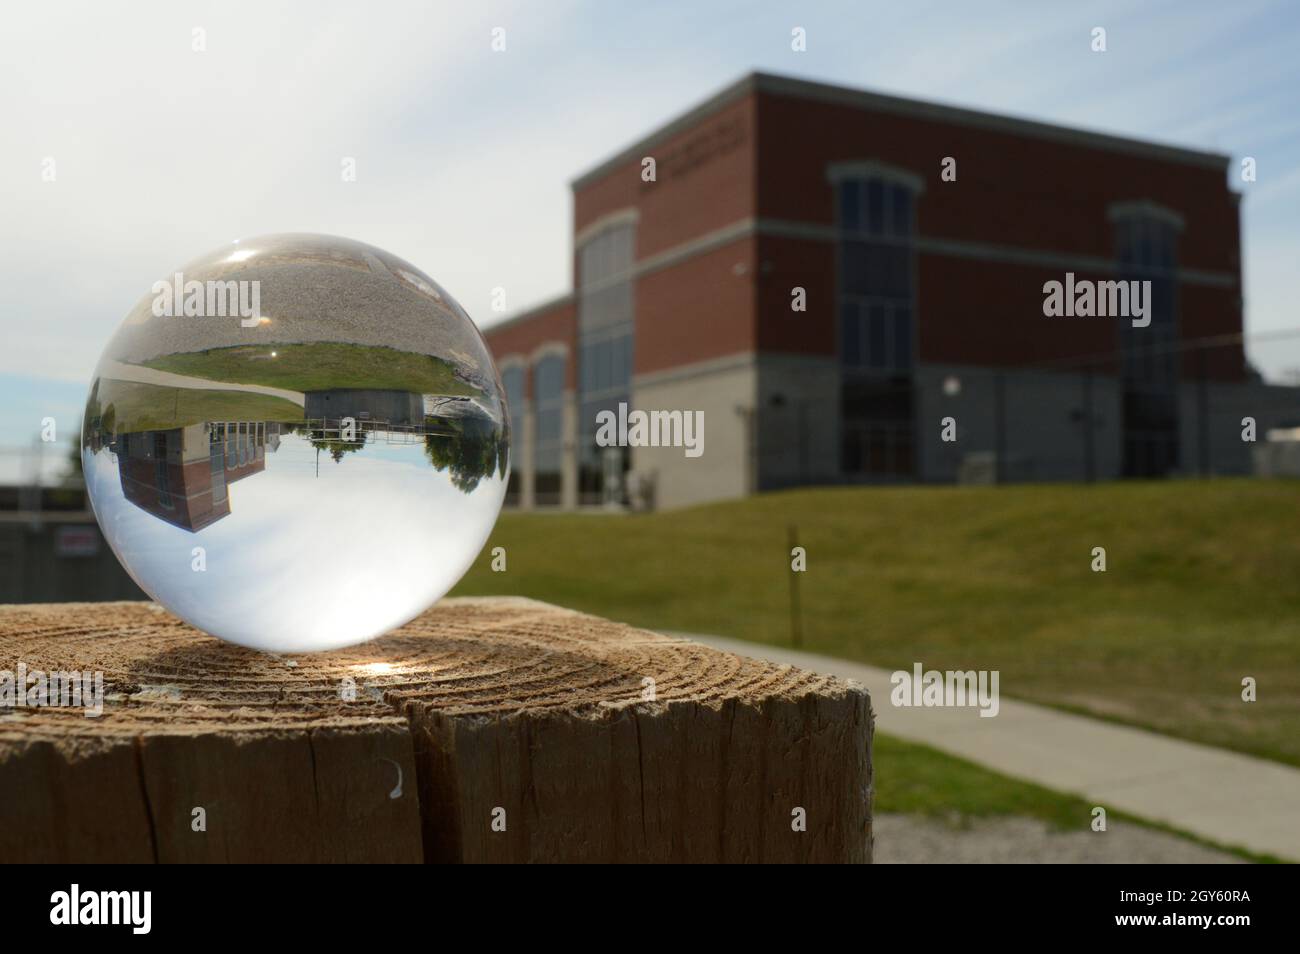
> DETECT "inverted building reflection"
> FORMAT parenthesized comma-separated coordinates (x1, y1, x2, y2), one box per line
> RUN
(85, 387, 510, 531)
(115, 421, 274, 531)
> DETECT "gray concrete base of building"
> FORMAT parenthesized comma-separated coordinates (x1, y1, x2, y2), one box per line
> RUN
(502, 353, 1300, 511)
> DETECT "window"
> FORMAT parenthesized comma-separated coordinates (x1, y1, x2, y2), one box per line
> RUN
(533, 354, 565, 506)
(840, 423, 914, 477)
(577, 221, 636, 505)
(837, 175, 916, 374)
(500, 365, 525, 504)
(210, 426, 227, 505)
(839, 180, 861, 232)
(1113, 207, 1181, 477)
(834, 169, 920, 479)
(153, 432, 173, 509)
(838, 177, 915, 241)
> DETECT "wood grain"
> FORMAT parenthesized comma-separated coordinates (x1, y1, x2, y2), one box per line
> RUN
(0, 598, 872, 863)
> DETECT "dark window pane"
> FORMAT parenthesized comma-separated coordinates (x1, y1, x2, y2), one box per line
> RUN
(842, 240, 870, 295)
(839, 180, 861, 232)
(842, 430, 861, 473)
(841, 303, 860, 367)
(535, 356, 565, 404)
(536, 411, 557, 443)
(845, 242, 880, 296)
(599, 341, 613, 390)
(884, 244, 909, 297)
(867, 180, 884, 235)
(868, 305, 887, 369)
(895, 432, 914, 475)
(610, 336, 625, 385)
(868, 244, 887, 294)
(893, 307, 912, 369)
(588, 342, 603, 391)
(1137, 221, 1152, 268)
(868, 430, 887, 472)
(891, 186, 912, 237)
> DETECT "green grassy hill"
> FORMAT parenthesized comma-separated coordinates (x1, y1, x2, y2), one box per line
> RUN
(453, 480, 1300, 766)
(143, 342, 477, 396)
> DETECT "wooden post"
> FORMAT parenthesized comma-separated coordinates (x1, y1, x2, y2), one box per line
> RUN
(0, 598, 872, 863)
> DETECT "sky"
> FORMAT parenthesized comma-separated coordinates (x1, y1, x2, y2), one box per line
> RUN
(2, 0, 1298, 479)
(82, 432, 504, 651)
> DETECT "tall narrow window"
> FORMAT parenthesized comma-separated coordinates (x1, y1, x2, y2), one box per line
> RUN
(153, 431, 173, 509)
(533, 354, 565, 507)
(832, 166, 921, 479)
(577, 221, 635, 505)
(1112, 204, 1181, 477)
(500, 364, 525, 505)
(209, 425, 227, 505)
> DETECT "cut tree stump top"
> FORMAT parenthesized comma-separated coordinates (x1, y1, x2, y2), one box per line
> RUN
(0, 598, 873, 863)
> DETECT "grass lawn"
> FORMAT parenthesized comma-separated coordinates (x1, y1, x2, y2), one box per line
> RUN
(96, 380, 304, 432)
(452, 481, 1300, 766)
(142, 342, 479, 396)
(873, 733, 1275, 861)
(875, 733, 1094, 825)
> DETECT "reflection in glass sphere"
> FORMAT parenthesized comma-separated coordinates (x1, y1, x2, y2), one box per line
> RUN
(82, 234, 509, 652)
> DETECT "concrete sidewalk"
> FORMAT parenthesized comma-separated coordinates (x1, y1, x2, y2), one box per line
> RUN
(676, 632, 1300, 862)
(100, 359, 306, 406)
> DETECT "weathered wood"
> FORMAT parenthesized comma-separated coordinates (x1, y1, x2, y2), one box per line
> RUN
(0, 598, 872, 862)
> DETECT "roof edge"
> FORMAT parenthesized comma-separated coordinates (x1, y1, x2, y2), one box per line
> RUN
(570, 71, 1231, 191)
(481, 291, 575, 337)
(571, 74, 758, 190)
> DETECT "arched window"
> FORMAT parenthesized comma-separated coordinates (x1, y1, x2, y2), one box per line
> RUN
(830, 163, 922, 478)
(533, 353, 566, 506)
(834, 172, 917, 372)
(577, 220, 635, 505)
(499, 364, 525, 505)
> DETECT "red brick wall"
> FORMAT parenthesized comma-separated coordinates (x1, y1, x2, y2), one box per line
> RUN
(756, 242, 1243, 377)
(120, 456, 230, 531)
(917, 257, 1123, 371)
(754, 89, 1244, 379)
(483, 298, 578, 390)
(1181, 284, 1246, 379)
(635, 238, 757, 375)
(574, 94, 758, 262)
(755, 235, 835, 356)
(755, 91, 1237, 272)
(526, 83, 1245, 384)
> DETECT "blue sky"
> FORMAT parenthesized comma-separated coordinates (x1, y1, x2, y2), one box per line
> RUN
(2, 0, 1298, 479)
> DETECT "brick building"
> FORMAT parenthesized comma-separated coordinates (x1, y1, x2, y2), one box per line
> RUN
(485, 71, 1294, 510)
(116, 423, 270, 531)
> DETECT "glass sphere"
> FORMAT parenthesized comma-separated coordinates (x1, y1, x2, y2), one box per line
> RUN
(81, 234, 509, 652)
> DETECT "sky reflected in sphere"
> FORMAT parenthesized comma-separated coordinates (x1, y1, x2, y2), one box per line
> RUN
(82, 234, 509, 652)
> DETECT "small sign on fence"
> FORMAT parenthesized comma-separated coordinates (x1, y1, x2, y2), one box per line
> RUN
(55, 525, 100, 558)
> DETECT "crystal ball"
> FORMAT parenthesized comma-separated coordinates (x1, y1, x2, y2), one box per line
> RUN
(81, 234, 509, 652)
